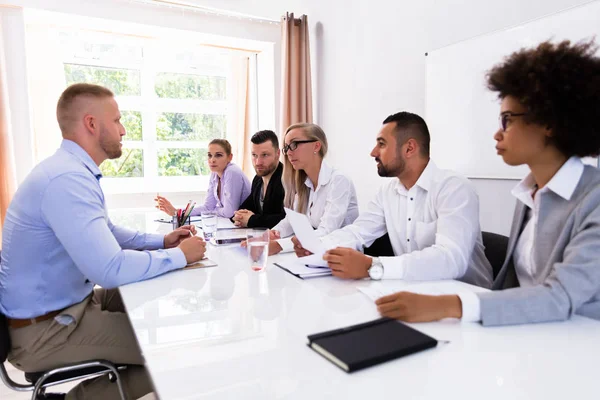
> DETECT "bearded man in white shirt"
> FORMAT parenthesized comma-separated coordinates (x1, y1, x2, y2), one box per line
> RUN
(293, 112, 492, 288)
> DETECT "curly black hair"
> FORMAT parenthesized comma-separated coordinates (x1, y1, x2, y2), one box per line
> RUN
(487, 39, 600, 158)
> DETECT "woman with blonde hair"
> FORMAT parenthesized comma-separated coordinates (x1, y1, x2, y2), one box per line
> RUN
(155, 139, 251, 219)
(268, 123, 359, 255)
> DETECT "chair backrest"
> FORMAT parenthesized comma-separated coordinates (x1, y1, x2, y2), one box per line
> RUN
(364, 233, 395, 257)
(0, 313, 8, 364)
(0, 249, 9, 363)
(482, 231, 509, 280)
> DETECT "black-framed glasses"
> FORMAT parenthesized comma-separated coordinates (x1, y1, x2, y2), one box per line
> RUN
(282, 140, 318, 154)
(499, 112, 527, 131)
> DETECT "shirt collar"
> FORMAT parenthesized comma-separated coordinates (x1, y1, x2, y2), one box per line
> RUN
(546, 156, 584, 200)
(512, 156, 584, 207)
(304, 161, 333, 190)
(414, 159, 437, 192)
(393, 159, 437, 194)
(210, 162, 233, 181)
(60, 140, 102, 180)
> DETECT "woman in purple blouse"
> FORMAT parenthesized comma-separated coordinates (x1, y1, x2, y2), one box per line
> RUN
(155, 139, 251, 219)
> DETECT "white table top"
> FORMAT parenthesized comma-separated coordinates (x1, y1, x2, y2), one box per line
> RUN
(117, 213, 600, 400)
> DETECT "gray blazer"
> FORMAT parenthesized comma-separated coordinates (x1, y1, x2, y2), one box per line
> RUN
(478, 166, 600, 326)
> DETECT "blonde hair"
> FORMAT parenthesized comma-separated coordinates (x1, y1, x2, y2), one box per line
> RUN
(56, 83, 114, 136)
(282, 123, 328, 214)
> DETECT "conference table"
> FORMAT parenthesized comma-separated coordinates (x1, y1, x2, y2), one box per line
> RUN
(117, 211, 600, 400)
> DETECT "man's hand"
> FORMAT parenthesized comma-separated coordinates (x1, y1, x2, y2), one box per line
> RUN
(375, 292, 463, 322)
(233, 209, 254, 227)
(164, 225, 197, 248)
(268, 241, 283, 256)
(291, 236, 312, 257)
(178, 236, 207, 264)
(155, 195, 176, 216)
(323, 247, 371, 279)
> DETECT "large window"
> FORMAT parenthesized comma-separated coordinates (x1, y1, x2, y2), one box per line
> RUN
(56, 29, 254, 193)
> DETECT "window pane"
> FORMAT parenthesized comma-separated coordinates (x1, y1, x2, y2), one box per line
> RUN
(158, 149, 208, 177)
(156, 113, 226, 141)
(64, 64, 141, 96)
(155, 73, 226, 100)
(59, 31, 143, 64)
(122, 111, 142, 141)
(101, 149, 144, 178)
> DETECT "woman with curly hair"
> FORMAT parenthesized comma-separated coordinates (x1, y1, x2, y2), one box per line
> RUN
(375, 39, 600, 325)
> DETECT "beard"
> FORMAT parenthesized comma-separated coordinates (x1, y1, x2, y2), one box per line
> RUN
(99, 126, 122, 159)
(376, 156, 405, 177)
(255, 160, 279, 177)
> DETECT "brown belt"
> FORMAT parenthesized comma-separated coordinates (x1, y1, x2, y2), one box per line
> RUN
(7, 310, 63, 329)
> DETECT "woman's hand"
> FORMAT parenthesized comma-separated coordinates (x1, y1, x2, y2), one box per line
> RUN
(155, 195, 176, 216)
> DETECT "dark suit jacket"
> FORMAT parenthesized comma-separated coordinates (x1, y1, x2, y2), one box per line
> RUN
(237, 162, 285, 228)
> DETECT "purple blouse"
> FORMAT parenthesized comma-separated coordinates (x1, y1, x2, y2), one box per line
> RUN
(191, 162, 251, 218)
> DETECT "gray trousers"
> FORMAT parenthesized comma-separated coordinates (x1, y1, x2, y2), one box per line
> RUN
(8, 288, 154, 400)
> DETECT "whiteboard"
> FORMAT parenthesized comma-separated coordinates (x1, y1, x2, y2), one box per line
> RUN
(425, 0, 600, 179)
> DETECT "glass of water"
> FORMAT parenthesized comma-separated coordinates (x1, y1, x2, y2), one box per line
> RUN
(247, 228, 270, 272)
(201, 211, 217, 240)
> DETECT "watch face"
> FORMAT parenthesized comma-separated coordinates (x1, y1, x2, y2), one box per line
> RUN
(369, 265, 384, 280)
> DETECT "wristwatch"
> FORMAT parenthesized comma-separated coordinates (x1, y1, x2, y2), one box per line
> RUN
(368, 257, 384, 280)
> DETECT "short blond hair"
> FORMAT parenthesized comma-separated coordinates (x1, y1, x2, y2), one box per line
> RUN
(56, 83, 114, 135)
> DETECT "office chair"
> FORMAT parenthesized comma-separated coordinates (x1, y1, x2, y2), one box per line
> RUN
(364, 233, 395, 257)
(481, 231, 509, 279)
(0, 252, 127, 400)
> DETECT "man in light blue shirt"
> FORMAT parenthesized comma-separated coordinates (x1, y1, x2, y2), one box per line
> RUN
(0, 83, 206, 399)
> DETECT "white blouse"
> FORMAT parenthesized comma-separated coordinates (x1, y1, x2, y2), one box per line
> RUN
(273, 161, 359, 251)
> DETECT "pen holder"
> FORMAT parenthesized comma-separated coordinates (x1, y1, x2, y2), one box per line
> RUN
(172, 214, 191, 230)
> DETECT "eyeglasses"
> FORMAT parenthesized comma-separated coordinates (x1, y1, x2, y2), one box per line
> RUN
(499, 112, 527, 131)
(282, 140, 317, 154)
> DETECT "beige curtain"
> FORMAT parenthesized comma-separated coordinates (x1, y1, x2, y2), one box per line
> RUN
(230, 55, 254, 177)
(280, 12, 313, 136)
(0, 20, 16, 242)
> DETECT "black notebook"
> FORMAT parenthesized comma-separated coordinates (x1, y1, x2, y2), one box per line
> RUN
(307, 318, 438, 372)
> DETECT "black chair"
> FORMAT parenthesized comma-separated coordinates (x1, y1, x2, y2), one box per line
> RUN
(481, 231, 509, 280)
(0, 253, 127, 400)
(364, 233, 395, 257)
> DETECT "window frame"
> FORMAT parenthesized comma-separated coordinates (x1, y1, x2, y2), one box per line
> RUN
(61, 34, 248, 194)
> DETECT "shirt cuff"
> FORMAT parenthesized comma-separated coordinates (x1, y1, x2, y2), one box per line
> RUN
(277, 237, 295, 253)
(457, 291, 482, 322)
(380, 256, 405, 279)
(165, 247, 188, 268)
(147, 233, 166, 250)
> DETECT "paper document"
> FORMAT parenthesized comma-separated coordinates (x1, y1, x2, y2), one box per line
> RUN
(283, 208, 330, 267)
(217, 217, 236, 229)
(275, 261, 331, 279)
(186, 258, 218, 269)
(155, 216, 202, 224)
(358, 281, 489, 301)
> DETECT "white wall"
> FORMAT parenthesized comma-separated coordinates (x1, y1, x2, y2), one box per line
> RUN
(184, 0, 591, 235)
(4, 0, 594, 234)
